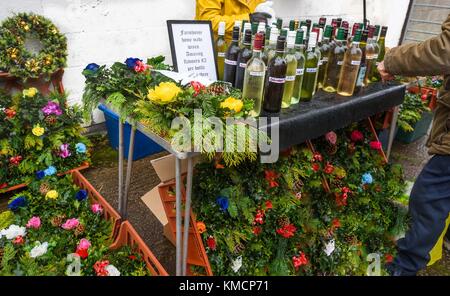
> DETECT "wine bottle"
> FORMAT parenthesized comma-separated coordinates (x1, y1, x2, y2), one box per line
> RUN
(372, 26, 388, 82)
(263, 36, 287, 113)
(319, 17, 327, 29)
(281, 31, 298, 109)
(311, 28, 322, 93)
(265, 27, 279, 65)
(224, 27, 241, 86)
(243, 33, 266, 117)
(337, 29, 362, 96)
(289, 20, 296, 31)
(364, 26, 378, 85)
(368, 26, 381, 82)
(355, 29, 369, 92)
(235, 30, 253, 90)
(264, 26, 271, 48)
(216, 22, 227, 81)
(317, 25, 334, 90)
(240, 22, 251, 48)
(323, 28, 346, 93)
(276, 18, 283, 30)
(300, 31, 319, 102)
(292, 29, 306, 105)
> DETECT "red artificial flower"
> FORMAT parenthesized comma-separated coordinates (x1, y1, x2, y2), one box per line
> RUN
(4, 108, 16, 119)
(370, 141, 382, 151)
(295, 192, 302, 200)
(385, 253, 394, 263)
(13, 235, 24, 245)
(292, 252, 308, 270)
(350, 130, 364, 142)
(190, 81, 206, 96)
(128, 255, 137, 260)
(312, 163, 320, 172)
(134, 60, 149, 73)
(0, 183, 8, 190)
(332, 218, 341, 229)
(93, 260, 109, 276)
(254, 210, 265, 225)
(9, 155, 22, 166)
(253, 226, 262, 236)
(421, 94, 428, 101)
(76, 248, 89, 259)
(206, 236, 217, 250)
(276, 224, 297, 239)
(325, 131, 337, 145)
(313, 152, 323, 162)
(324, 162, 334, 174)
(264, 170, 279, 188)
(265, 200, 273, 210)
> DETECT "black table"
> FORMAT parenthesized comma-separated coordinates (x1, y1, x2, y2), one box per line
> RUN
(260, 81, 406, 151)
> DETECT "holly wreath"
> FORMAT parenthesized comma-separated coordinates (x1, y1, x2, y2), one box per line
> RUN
(0, 13, 67, 79)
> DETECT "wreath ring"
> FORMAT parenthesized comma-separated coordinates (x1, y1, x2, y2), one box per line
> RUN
(0, 13, 67, 80)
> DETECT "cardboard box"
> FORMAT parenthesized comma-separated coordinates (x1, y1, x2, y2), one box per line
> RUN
(141, 187, 168, 225)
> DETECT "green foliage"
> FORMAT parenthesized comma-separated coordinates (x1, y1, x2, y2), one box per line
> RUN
(398, 91, 431, 132)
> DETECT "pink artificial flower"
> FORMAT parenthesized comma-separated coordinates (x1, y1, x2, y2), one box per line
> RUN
(134, 60, 149, 73)
(13, 235, 24, 245)
(77, 238, 91, 250)
(59, 143, 71, 158)
(325, 131, 337, 145)
(41, 101, 63, 116)
(91, 203, 103, 214)
(350, 130, 364, 142)
(370, 141, 382, 151)
(26, 216, 41, 229)
(61, 218, 80, 230)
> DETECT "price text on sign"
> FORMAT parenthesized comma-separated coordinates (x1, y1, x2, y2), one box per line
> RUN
(167, 20, 218, 80)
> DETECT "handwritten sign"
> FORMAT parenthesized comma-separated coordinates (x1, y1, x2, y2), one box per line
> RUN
(167, 20, 218, 81)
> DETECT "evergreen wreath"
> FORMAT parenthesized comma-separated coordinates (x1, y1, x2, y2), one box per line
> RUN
(0, 13, 67, 79)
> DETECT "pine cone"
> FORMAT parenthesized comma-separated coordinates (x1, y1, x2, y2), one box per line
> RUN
(74, 223, 85, 236)
(233, 243, 245, 254)
(327, 144, 338, 155)
(44, 115, 57, 125)
(0, 248, 4, 262)
(293, 179, 304, 193)
(39, 183, 51, 195)
(278, 217, 290, 227)
(50, 214, 66, 227)
(206, 81, 231, 95)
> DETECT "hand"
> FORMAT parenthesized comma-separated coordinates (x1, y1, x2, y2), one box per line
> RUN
(254, 1, 276, 24)
(377, 61, 395, 81)
(250, 12, 271, 24)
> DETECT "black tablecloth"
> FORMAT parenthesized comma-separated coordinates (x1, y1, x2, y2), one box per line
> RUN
(260, 81, 406, 150)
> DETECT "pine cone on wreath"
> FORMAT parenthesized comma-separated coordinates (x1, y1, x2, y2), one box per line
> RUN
(0, 248, 3, 263)
(293, 179, 304, 193)
(50, 214, 66, 227)
(327, 144, 338, 156)
(233, 243, 245, 254)
(206, 81, 231, 96)
(39, 182, 51, 195)
(74, 223, 85, 237)
(44, 115, 57, 125)
(278, 217, 290, 227)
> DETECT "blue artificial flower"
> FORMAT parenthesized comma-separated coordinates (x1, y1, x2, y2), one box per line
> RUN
(75, 143, 87, 154)
(75, 189, 88, 201)
(36, 170, 45, 180)
(362, 173, 374, 185)
(216, 196, 229, 212)
(8, 196, 27, 212)
(84, 63, 100, 72)
(125, 57, 141, 69)
(44, 166, 57, 176)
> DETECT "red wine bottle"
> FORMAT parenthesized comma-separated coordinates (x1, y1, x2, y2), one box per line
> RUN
(235, 29, 253, 90)
(224, 26, 241, 86)
(262, 36, 287, 113)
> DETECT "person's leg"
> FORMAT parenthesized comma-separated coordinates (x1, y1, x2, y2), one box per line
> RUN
(392, 155, 450, 275)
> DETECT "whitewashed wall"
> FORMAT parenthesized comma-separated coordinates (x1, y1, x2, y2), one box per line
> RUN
(1, 0, 410, 123)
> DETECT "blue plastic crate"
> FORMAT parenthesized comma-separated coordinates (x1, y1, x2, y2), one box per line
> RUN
(98, 104, 165, 161)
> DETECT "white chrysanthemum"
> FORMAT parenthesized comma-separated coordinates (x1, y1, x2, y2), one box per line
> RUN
(106, 264, 121, 276)
(324, 240, 335, 257)
(231, 256, 242, 273)
(30, 241, 49, 258)
(0, 224, 26, 240)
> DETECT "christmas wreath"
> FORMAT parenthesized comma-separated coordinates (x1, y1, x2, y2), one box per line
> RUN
(0, 13, 67, 79)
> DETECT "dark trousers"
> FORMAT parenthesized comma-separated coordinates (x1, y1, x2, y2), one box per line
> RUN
(394, 155, 450, 275)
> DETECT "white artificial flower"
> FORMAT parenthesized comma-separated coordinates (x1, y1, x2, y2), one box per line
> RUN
(231, 256, 242, 273)
(30, 241, 49, 258)
(324, 239, 335, 257)
(105, 264, 121, 276)
(0, 225, 26, 240)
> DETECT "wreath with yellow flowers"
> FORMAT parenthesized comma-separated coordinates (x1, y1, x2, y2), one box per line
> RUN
(0, 13, 67, 79)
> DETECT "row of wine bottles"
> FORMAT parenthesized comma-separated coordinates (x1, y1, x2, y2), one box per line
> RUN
(216, 18, 388, 116)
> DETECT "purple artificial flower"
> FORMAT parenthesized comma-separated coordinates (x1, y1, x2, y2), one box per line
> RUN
(42, 101, 63, 116)
(59, 143, 71, 158)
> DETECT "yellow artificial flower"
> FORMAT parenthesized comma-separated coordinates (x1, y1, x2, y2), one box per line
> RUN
(23, 87, 38, 98)
(25, 59, 40, 73)
(32, 124, 45, 137)
(147, 82, 181, 103)
(220, 97, 244, 113)
(196, 222, 206, 234)
(45, 190, 59, 200)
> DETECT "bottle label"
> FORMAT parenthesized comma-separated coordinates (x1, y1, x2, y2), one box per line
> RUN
(351, 60, 361, 66)
(356, 66, 367, 87)
(337, 61, 344, 66)
(318, 60, 323, 66)
(225, 59, 237, 66)
(296, 68, 304, 76)
(239, 63, 247, 68)
(268, 77, 286, 84)
(306, 68, 318, 73)
(218, 52, 225, 58)
(249, 71, 265, 77)
(322, 57, 329, 62)
(286, 75, 296, 82)
(374, 54, 379, 60)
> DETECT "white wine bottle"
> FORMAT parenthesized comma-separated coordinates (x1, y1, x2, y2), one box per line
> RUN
(337, 29, 362, 96)
(281, 31, 298, 109)
(292, 29, 306, 104)
(216, 22, 227, 81)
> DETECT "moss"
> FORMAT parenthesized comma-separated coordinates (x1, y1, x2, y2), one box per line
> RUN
(87, 134, 118, 168)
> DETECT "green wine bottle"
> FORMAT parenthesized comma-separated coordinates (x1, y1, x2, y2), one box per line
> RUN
(216, 22, 227, 81)
(300, 31, 319, 102)
(292, 29, 306, 104)
(317, 25, 334, 90)
(323, 28, 346, 93)
(281, 31, 298, 109)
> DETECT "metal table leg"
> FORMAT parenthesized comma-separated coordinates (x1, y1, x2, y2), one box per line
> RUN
(175, 157, 182, 276)
(386, 106, 399, 161)
(182, 157, 194, 276)
(122, 124, 136, 220)
(118, 120, 124, 217)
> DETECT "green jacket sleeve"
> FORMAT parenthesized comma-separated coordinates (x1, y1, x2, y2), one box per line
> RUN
(384, 14, 450, 77)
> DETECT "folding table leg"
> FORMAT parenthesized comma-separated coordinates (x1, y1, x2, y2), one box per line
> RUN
(118, 120, 124, 218)
(122, 124, 136, 220)
(182, 157, 194, 275)
(175, 157, 182, 276)
(386, 106, 399, 162)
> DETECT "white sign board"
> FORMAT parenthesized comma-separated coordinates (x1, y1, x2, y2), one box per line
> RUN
(167, 20, 218, 81)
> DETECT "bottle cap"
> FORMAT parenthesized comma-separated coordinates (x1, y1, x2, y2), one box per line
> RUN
(336, 28, 346, 41)
(295, 29, 304, 45)
(352, 23, 360, 36)
(276, 18, 283, 29)
(253, 32, 264, 51)
(232, 26, 240, 41)
(289, 20, 296, 31)
(361, 29, 369, 42)
(380, 26, 388, 37)
(280, 28, 288, 38)
(218, 22, 226, 36)
(270, 27, 279, 43)
(251, 22, 258, 35)
(287, 30, 296, 48)
(324, 25, 333, 38)
(265, 26, 271, 38)
(368, 25, 375, 39)
(276, 35, 286, 51)
(353, 29, 362, 43)
(319, 17, 327, 28)
(336, 18, 343, 27)
(341, 21, 349, 29)
(244, 29, 252, 44)
(308, 31, 318, 48)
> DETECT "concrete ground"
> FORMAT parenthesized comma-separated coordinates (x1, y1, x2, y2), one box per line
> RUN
(1, 132, 449, 276)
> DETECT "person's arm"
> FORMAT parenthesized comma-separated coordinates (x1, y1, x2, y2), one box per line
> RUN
(196, 0, 249, 33)
(384, 14, 450, 77)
